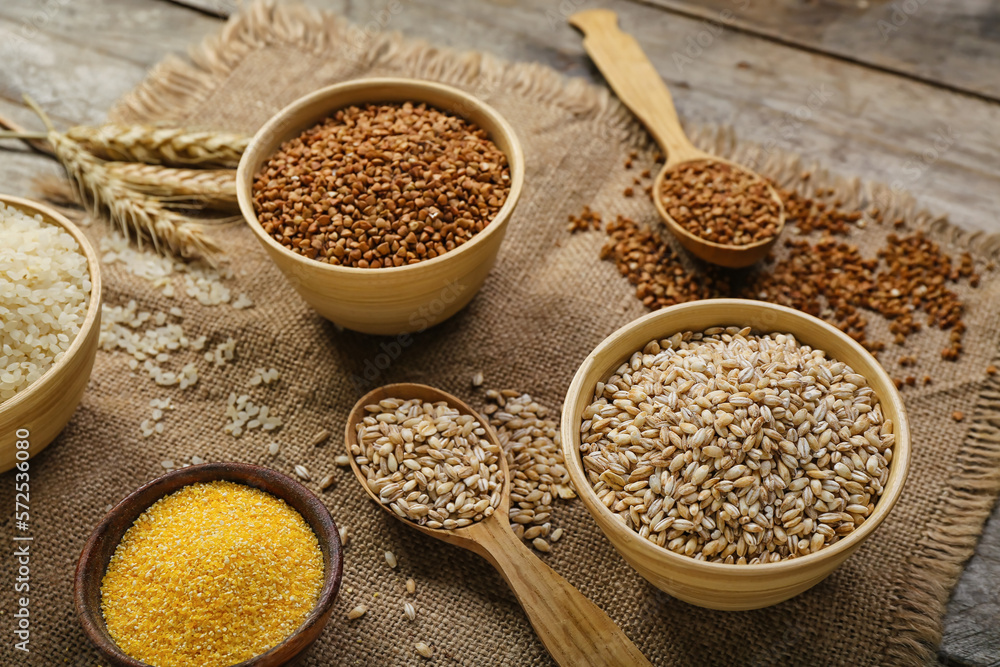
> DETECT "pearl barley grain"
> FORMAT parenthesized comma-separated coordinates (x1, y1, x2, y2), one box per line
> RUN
(351, 398, 504, 529)
(485, 391, 574, 552)
(580, 327, 893, 564)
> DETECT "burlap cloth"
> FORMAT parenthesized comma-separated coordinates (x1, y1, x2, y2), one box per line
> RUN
(3, 2, 1000, 665)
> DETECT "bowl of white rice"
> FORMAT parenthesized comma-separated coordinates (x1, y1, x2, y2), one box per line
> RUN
(0, 195, 102, 472)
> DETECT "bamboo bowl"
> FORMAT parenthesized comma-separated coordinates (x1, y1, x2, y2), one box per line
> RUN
(75, 462, 344, 667)
(561, 299, 910, 610)
(236, 78, 525, 335)
(0, 195, 102, 473)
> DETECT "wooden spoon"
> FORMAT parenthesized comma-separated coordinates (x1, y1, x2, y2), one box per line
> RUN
(345, 383, 652, 667)
(569, 9, 785, 268)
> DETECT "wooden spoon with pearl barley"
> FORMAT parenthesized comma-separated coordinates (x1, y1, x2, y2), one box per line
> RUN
(346, 383, 652, 667)
(569, 9, 785, 268)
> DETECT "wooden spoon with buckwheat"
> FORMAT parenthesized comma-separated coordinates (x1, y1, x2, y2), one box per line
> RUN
(570, 9, 785, 268)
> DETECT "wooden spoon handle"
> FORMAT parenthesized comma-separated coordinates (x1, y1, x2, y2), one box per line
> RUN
(476, 521, 652, 667)
(570, 9, 700, 162)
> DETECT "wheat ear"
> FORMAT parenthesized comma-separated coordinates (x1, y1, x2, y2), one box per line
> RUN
(104, 163, 239, 209)
(50, 132, 221, 260)
(65, 124, 249, 168)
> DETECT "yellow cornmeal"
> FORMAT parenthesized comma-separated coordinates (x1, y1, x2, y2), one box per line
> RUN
(100, 480, 324, 667)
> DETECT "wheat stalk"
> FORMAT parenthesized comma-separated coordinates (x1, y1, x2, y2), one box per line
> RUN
(64, 124, 248, 168)
(50, 132, 221, 259)
(104, 163, 239, 209)
(34, 165, 238, 211)
(13, 95, 229, 263)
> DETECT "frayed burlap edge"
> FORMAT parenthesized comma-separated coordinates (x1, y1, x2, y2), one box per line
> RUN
(106, 2, 1000, 664)
(885, 366, 1000, 664)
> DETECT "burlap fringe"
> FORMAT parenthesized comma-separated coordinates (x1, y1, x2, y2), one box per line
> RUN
(108, 2, 1000, 663)
(885, 367, 1000, 664)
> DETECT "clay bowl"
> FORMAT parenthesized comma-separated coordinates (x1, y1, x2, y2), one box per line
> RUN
(236, 77, 525, 335)
(74, 462, 344, 666)
(0, 194, 102, 473)
(561, 299, 910, 610)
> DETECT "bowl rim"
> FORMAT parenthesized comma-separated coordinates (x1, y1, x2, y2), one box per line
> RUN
(73, 462, 344, 667)
(651, 158, 786, 253)
(561, 298, 911, 575)
(236, 76, 525, 275)
(0, 194, 102, 413)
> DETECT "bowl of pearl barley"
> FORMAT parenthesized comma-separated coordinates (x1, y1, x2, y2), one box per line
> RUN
(561, 298, 910, 610)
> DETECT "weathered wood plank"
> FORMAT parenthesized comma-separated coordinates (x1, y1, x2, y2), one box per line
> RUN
(642, 0, 1000, 101)
(0, 16, 156, 125)
(941, 508, 1000, 667)
(0, 0, 219, 200)
(0, 0, 219, 66)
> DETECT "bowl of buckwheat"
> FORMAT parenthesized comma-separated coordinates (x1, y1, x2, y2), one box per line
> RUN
(561, 298, 910, 610)
(237, 78, 524, 335)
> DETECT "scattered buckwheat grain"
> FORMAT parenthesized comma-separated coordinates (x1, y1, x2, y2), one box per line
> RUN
(567, 205, 602, 233)
(583, 184, 980, 362)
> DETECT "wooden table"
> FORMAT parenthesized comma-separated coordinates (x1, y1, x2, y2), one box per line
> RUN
(1, 1, 997, 663)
